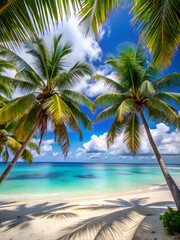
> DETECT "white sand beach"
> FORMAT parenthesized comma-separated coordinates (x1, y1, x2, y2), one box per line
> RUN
(0, 184, 180, 240)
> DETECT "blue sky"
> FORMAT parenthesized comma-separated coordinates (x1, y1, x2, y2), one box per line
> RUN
(3, 7, 180, 163)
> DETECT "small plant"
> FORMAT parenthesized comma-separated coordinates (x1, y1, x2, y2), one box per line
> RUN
(159, 207, 180, 235)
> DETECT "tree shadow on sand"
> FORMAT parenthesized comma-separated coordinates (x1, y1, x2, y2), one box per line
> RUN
(0, 201, 78, 230)
(58, 198, 175, 240)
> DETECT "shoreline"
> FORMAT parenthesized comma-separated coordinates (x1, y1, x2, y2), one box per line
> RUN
(0, 181, 168, 201)
(1, 185, 180, 240)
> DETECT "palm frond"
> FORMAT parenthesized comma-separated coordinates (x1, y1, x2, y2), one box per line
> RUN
(117, 98, 135, 122)
(94, 104, 120, 123)
(123, 112, 143, 155)
(0, 80, 12, 98)
(50, 41, 72, 78)
(142, 64, 160, 82)
(15, 70, 44, 89)
(61, 90, 92, 109)
(0, 93, 37, 124)
(93, 93, 128, 108)
(107, 50, 143, 91)
(0, 75, 38, 93)
(93, 74, 125, 92)
(131, 0, 180, 67)
(53, 123, 70, 158)
(1, 147, 9, 163)
(107, 116, 128, 148)
(62, 99, 92, 131)
(0, 59, 16, 72)
(79, 0, 134, 35)
(27, 38, 50, 80)
(0, 46, 35, 72)
(147, 105, 180, 130)
(28, 141, 40, 154)
(43, 94, 71, 125)
(0, 0, 81, 48)
(154, 92, 180, 105)
(135, 41, 147, 67)
(0, 94, 9, 104)
(147, 97, 178, 117)
(6, 136, 33, 163)
(153, 73, 180, 90)
(138, 80, 155, 96)
(14, 104, 39, 141)
(44, 94, 83, 140)
(55, 62, 92, 89)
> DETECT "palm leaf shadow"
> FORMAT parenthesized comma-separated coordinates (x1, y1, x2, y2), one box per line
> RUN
(35, 212, 78, 219)
(58, 198, 175, 240)
(58, 206, 151, 240)
(0, 201, 78, 231)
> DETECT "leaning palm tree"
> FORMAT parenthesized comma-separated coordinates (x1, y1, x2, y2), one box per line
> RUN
(79, 0, 180, 67)
(0, 33, 92, 183)
(0, 0, 81, 48)
(0, 96, 40, 164)
(93, 43, 180, 210)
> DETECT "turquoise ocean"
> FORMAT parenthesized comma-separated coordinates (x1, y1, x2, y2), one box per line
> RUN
(0, 159, 180, 200)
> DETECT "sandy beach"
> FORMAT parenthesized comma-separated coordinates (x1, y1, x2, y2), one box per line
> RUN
(0, 184, 180, 240)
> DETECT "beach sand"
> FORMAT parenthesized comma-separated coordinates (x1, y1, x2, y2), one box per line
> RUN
(0, 185, 180, 240)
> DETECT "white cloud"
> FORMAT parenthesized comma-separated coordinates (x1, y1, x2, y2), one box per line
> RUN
(32, 138, 54, 157)
(77, 123, 180, 156)
(53, 152, 59, 156)
(41, 139, 54, 152)
(44, 13, 104, 65)
(83, 133, 108, 153)
(4, 12, 108, 100)
(73, 64, 117, 98)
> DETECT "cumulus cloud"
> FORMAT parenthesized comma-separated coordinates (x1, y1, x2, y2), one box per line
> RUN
(77, 123, 180, 156)
(4, 12, 109, 100)
(32, 139, 54, 157)
(73, 64, 117, 98)
(45, 15, 103, 65)
(53, 152, 59, 156)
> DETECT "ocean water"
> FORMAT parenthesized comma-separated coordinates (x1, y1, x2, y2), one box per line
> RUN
(0, 162, 179, 200)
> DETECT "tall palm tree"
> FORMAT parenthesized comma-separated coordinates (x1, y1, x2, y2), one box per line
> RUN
(0, 33, 93, 183)
(79, 0, 180, 67)
(0, 0, 81, 48)
(93, 43, 180, 211)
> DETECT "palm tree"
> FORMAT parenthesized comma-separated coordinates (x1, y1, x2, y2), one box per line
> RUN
(0, 0, 81, 48)
(93, 42, 180, 211)
(0, 55, 40, 163)
(79, 0, 180, 67)
(0, 33, 93, 183)
(0, 125, 40, 164)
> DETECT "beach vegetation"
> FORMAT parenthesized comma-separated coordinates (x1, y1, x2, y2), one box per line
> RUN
(93, 42, 180, 211)
(0, 34, 92, 183)
(160, 206, 180, 235)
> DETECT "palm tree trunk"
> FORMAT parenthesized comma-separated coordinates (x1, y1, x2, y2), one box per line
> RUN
(139, 109, 180, 211)
(0, 121, 39, 184)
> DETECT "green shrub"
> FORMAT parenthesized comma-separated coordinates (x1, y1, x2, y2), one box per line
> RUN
(159, 207, 180, 235)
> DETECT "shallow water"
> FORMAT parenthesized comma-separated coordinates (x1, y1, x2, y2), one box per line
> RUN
(0, 162, 179, 200)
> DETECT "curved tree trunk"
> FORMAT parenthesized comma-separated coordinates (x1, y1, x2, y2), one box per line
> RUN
(0, 121, 39, 184)
(139, 109, 180, 211)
